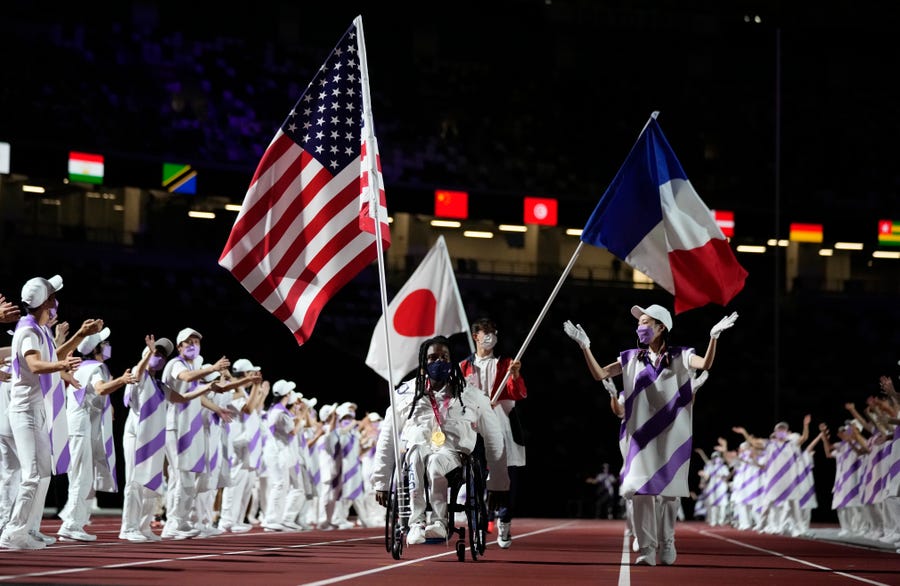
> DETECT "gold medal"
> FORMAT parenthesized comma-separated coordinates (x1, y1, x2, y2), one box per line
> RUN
(431, 429, 445, 447)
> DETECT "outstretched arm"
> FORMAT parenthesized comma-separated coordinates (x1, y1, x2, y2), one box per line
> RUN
(689, 312, 738, 371)
(563, 320, 622, 381)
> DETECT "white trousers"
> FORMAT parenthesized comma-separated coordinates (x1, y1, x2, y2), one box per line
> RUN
(1, 408, 51, 542)
(406, 446, 461, 528)
(631, 495, 678, 552)
(164, 430, 197, 530)
(219, 463, 251, 527)
(59, 433, 92, 532)
(120, 416, 158, 535)
(0, 434, 20, 531)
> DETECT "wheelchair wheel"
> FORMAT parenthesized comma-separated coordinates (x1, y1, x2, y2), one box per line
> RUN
(456, 540, 466, 562)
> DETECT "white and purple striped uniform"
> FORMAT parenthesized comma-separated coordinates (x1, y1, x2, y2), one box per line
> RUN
(796, 451, 818, 511)
(125, 371, 167, 492)
(164, 357, 207, 473)
(760, 435, 804, 507)
(339, 425, 363, 502)
(618, 346, 697, 498)
(730, 449, 764, 511)
(859, 433, 891, 506)
(12, 316, 70, 475)
(831, 440, 863, 510)
(93, 386, 117, 492)
(887, 426, 900, 497)
(704, 456, 731, 514)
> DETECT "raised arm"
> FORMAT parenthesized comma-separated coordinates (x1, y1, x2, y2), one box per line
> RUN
(689, 312, 738, 371)
(562, 320, 623, 381)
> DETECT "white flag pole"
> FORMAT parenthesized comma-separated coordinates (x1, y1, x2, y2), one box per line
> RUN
(490, 241, 584, 403)
(355, 15, 403, 487)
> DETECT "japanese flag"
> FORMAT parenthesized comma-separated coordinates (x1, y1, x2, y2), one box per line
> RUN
(366, 235, 470, 383)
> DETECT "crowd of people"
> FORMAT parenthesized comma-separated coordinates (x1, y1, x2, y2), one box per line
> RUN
(0, 275, 530, 552)
(689, 391, 900, 550)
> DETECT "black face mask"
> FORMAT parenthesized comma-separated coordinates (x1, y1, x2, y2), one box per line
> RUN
(426, 360, 452, 383)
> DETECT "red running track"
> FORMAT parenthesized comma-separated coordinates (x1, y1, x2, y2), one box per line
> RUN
(0, 517, 897, 585)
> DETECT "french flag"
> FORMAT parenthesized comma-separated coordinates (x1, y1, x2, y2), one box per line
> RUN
(580, 113, 748, 314)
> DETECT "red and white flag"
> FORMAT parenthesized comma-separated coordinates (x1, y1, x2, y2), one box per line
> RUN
(366, 236, 469, 382)
(219, 16, 390, 345)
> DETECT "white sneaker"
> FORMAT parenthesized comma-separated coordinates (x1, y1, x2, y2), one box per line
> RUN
(141, 529, 163, 541)
(161, 523, 199, 539)
(632, 537, 640, 552)
(1, 534, 45, 550)
(282, 521, 304, 531)
(29, 529, 56, 544)
(659, 542, 677, 565)
(58, 527, 97, 542)
(635, 547, 657, 566)
(497, 520, 512, 549)
(230, 523, 252, 533)
(119, 531, 149, 542)
(407, 523, 426, 545)
(262, 522, 287, 532)
(425, 522, 447, 539)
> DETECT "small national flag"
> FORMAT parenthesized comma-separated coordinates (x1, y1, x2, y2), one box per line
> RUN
(789, 223, 823, 243)
(435, 189, 468, 219)
(218, 16, 390, 345)
(365, 235, 469, 382)
(163, 162, 198, 194)
(68, 151, 104, 184)
(711, 209, 734, 238)
(878, 219, 900, 247)
(524, 196, 558, 226)
(579, 113, 748, 314)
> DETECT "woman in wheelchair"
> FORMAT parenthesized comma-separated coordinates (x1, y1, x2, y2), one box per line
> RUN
(372, 336, 503, 546)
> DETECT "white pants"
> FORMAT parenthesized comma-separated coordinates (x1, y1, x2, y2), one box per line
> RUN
(59, 433, 93, 532)
(631, 495, 678, 553)
(120, 416, 159, 535)
(219, 462, 251, 527)
(263, 446, 288, 525)
(1, 408, 51, 543)
(164, 430, 197, 530)
(406, 446, 461, 528)
(0, 434, 20, 532)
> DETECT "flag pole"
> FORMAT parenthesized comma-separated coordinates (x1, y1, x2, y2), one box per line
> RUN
(490, 241, 584, 403)
(355, 15, 403, 486)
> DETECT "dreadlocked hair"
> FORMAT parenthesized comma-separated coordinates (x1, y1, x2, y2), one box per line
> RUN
(407, 335, 467, 420)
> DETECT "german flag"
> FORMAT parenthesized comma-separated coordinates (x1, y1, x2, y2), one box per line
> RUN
(789, 223, 823, 243)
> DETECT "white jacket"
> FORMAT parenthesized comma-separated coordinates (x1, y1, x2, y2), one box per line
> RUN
(370, 380, 503, 492)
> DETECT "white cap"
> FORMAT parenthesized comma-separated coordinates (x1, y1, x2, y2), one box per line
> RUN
(176, 327, 202, 345)
(77, 327, 111, 355)
(367, 412, 383, 422)
(288, 390, 304, 404)
(301, 397, 318, 409)
(154, 337, 175, 357)
(630, 304, 673, 331)
(319, 402, 338, 421)
(232, 358, 260, 373)
(21, 275, 63, 309)
(202, 365, 221, 383)
(272, 379, 296, 397)
(336, 403, 356, 420)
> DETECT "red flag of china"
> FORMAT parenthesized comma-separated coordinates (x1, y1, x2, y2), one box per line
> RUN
(434, 190, 468, 219)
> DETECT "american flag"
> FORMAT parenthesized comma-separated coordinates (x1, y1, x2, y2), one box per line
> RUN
(219, 17, 390, 345)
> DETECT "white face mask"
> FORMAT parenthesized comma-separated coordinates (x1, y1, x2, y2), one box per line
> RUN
(480, 333, 497, 351)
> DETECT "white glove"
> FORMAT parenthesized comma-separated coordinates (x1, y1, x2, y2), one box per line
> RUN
(563, 320, 590, 349)
(710, 311, 739, 339)
(601, 378, 618, 398)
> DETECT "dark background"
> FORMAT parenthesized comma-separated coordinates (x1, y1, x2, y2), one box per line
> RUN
(2, 1, 900, 522)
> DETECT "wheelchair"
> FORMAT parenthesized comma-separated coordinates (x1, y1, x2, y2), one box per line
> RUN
(384, 450, 488, 562)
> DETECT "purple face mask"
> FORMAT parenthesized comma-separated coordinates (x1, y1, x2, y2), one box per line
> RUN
(148, 355, 164, 371)
(100, 344, 112, 361)
(49, 299, 59, 320)
(775, 430, 788, 440)
(636, 324, 655, 345)
(182, 345, 199, 360)
(340, 418, 353, 428)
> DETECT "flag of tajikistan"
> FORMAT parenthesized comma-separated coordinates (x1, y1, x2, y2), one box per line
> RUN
(68, 151, 104, 184)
